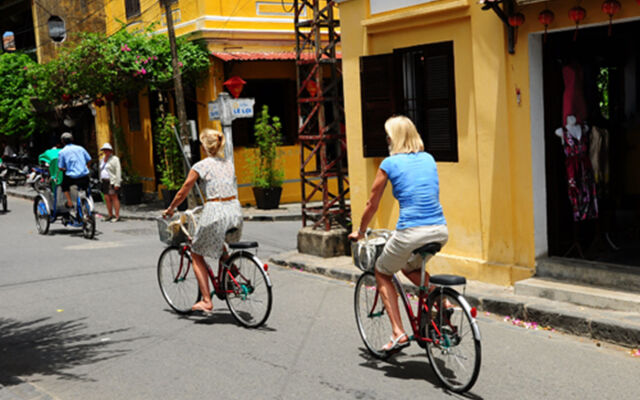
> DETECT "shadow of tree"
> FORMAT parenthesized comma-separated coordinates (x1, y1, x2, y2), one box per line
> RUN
(0, 316, 140, 385)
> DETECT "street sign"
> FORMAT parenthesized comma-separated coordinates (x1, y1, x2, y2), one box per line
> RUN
(208, 97, 255, 121)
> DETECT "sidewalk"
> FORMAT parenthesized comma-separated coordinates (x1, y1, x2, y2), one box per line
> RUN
(269, 250, 640, 350)
(5, 185, 304, 222)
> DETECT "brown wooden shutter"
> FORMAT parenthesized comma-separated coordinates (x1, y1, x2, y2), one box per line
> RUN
(125, 0, 141, 19)
(360, 53, 395, 158)
(422, 42, 458, 162)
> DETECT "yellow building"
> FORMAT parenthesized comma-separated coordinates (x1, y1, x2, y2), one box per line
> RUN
(337, 0, 640, 285)
(99, 0, 342, 205)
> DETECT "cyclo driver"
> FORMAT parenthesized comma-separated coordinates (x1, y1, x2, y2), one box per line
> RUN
(57, 132, 91, 209)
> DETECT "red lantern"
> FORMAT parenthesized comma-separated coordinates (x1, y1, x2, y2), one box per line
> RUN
(508, 13, 525, 27)
(601, 0, 621, 36)
(61, 93, 71, 103)
(94, 98, 105, 107)
(223, 76, 246, 99)
(305, 80, 318, 97)
(538, 9, 554, 42)
(568, 6, 586, 41)
(508, 13, 525, 46)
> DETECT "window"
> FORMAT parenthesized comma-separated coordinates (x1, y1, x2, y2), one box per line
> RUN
(360, 41, 458, 161)
(125, 0, 141, 19)
(47, 16, 66, 43)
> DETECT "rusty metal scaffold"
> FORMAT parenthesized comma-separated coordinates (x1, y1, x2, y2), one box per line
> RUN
(294, 0, 350, 231)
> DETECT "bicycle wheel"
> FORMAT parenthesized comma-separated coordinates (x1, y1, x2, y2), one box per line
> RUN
(157, 246, 200, 314)
(81, 198, 95, 239)
(425, 287, 481, 393)
(354, 272, 392, 359)
(33, 196, 50, 234)
(223, 252, 272, 328)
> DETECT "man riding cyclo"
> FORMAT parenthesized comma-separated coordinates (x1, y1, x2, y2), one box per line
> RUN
(56, 132, 91, 209)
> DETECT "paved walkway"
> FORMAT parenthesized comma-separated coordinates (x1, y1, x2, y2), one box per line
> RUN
(269, 250, 640, 350)
(5, 185, 305, 221)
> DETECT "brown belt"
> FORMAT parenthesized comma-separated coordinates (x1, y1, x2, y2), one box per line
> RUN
(206, 196, 237, 203)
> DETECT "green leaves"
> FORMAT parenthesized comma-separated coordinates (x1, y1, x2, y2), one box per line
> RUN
(249, 105, 284, 188)
(0, 52, 41, 137)
(30, 24, 211, 108)
(154, 114, 185, 190)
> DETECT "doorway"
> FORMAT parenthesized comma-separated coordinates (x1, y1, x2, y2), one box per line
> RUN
(542, 21, 640, 267)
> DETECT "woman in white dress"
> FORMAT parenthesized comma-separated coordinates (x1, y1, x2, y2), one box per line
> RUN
(163, 129, 243, 312)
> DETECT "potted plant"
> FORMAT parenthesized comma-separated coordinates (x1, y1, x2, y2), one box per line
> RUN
(112, 122, 143, 205)
(155, 113, 187, 210)
(249, 105, 284, 209)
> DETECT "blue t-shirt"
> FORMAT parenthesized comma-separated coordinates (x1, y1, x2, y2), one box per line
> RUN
(58, 144, 91, 178)
(379, 152, 446, 230)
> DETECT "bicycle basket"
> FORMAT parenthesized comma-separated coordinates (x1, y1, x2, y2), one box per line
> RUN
(352, 229, 393, 272)
(156, 216, 187, 245)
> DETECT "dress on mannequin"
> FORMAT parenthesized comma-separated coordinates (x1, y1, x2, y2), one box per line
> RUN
(562, 62, 588, 126)
(557, 117, 598, 221)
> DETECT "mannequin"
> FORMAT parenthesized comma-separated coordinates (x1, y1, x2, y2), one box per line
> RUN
(555, 115, 586, 144)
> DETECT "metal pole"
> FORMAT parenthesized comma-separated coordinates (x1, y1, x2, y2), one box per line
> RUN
(163, 0, 189, 143)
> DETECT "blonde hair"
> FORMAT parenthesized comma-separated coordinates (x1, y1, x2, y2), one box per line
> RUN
(199, 128, 225, 158)
(384, 115, 424, 155)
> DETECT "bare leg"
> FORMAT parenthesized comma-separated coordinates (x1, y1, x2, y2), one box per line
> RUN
(104, 194, 113, 217)
(191, 252, 213, 311)
(402, 268, 428, 287)
(375, 269, 408, 346)
(63, 191, 73, 208)
(112, 194, 120, 218)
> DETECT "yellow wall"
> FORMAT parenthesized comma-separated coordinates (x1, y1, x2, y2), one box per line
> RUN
(339, 0, 543, 285)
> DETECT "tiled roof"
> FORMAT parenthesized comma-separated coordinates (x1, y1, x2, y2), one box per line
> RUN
(211, 51, 341, 61)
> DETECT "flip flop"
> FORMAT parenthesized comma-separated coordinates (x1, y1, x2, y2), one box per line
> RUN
(382, 333, 410, 353)
(191, 303, 213, 314)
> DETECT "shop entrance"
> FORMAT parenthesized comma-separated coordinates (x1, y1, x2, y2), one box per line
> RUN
(543, 21, 640, 267)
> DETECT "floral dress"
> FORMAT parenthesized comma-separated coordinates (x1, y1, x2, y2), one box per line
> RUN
(562, 129, 598, 221)
(190, 157, 243, 260)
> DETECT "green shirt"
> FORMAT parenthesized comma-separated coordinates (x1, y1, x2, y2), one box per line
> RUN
(38, 148, 63, 188)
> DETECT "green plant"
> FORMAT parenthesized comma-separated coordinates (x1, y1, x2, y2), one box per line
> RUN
(0, 52, 43, 137)
(154, 114, 185, 190)
(248, 105, 284, 188)
(112, 122, 141, 184)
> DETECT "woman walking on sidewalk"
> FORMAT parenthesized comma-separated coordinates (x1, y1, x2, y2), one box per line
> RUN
(348, 115, 448, 353)
(163, 129, 243, 313)
(99, 143, 122, 222)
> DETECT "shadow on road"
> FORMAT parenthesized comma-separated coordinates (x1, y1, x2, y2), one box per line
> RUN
(357, 348, 484, 400)
(167, 309, 277, 332)
(0, 316, 139, 385)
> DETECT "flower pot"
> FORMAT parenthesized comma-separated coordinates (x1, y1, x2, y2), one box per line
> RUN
(252, 187, 282, 210)
(121, 182, 143, 205)
(161, 188, 188, 211)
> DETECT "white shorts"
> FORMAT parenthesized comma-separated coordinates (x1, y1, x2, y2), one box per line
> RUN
(375, 225, 448, 276)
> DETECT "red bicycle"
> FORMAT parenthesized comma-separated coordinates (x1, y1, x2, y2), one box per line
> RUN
(156, 210, 272, 328)
(353, 231, 481, 393)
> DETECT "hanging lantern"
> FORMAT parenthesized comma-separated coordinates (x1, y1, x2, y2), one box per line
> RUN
(305, 80, 318, 97)
(601, 0, 621, 36)
(223, 76, 246, 99)
(538, 9, 555, 42)
(508, 13, 525, 46)
(568, 6, 586, 41)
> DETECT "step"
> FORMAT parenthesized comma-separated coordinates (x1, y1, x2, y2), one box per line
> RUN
(514, 277, 640, 312)
(536, 257, 640, 294)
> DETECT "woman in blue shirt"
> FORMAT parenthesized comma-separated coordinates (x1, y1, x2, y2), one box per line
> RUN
(348, 116, 448, 353)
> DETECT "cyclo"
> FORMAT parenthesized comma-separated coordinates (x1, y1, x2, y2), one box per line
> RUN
(32, 148, 96, 239)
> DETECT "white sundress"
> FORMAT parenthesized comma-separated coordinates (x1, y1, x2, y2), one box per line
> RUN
(190, 157, 243, 260)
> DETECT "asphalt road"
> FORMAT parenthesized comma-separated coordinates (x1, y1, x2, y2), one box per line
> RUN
(0, 196, 638, 399)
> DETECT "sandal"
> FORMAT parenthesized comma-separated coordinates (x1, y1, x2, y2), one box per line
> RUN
(382, 333, 410, 352)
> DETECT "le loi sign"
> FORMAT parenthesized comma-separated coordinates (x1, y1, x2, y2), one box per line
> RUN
(208, 97, 255, 122)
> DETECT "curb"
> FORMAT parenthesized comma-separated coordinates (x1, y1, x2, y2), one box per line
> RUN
(6, 191, 301, 222)
(269, 253, 640, 349)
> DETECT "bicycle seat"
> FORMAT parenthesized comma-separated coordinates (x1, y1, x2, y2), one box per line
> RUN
(412, 242, 442, 255)
(228, 241, 259, 249)
(429, 274, 466, 286)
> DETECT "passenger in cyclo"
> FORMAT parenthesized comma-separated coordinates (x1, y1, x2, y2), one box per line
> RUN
(57, 132, 91, 209)
(163, 129, 243, 313)
(348, 115, 448, 353)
